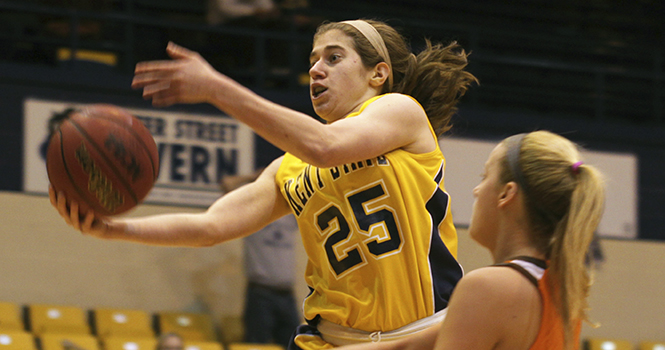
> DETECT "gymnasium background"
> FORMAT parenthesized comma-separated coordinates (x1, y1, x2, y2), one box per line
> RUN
(0, 0, 663, 347)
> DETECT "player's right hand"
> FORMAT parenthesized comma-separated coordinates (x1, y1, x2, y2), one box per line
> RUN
(49, 186, 114, 239)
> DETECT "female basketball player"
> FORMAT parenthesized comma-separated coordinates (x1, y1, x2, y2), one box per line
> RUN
(51, 19, 477, 349)
(336, 130, 605, 350)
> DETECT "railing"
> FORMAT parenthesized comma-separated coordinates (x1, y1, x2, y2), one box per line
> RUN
(0, 0, 313, 90)
(388, 15, 664, 125)
(0, 0, 663, 125)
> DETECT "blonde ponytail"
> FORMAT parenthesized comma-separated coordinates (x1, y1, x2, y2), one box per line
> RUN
(500, 131, 605, 349)
(550, 163, 605, 347)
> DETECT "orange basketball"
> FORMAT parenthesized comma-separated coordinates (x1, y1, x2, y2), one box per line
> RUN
(46, 104, 159, 216)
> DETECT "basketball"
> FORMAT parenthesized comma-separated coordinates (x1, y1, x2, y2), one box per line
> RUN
(46, 104, 159, 216)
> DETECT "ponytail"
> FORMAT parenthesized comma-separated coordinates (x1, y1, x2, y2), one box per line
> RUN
(398, 40, 478, 135)
(501, 131, 605, 349)
(549, 163, 605, 348)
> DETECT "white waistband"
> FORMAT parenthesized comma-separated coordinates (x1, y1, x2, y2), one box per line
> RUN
(317, 309, 447, 346)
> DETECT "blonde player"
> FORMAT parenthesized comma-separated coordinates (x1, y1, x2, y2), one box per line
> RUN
(337, 130, 605, 350)
(51, 19, 477, 349)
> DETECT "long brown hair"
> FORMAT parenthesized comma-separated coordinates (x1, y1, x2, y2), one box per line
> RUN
(314, 19, 478, 136)
(499, 130, 605, 349)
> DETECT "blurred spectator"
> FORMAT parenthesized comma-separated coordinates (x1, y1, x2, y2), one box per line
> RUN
(207, 0, 280, 27)
(241, 214, 300, 348)
(155, 332, 184, 350)
(204, 0, 281, 75)
(276, 0, 321, 31)
(40, 0, 112, 40)
(221, 171, 301, 349)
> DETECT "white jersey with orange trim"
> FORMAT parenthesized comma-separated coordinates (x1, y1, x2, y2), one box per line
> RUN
(495, 257, 581, 350)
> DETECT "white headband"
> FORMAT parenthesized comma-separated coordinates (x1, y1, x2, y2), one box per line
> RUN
(341, 20, 393, 90)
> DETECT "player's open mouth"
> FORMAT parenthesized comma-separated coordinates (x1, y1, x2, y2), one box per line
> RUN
(311, 85, 327, 98)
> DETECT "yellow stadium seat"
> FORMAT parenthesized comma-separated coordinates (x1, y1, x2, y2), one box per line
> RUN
(184, 340, 225, 350)
(93, 308, 154, 340)
(40, 333, 100, 350)
(102, 336, 157, 350)
(0, 331, 37, 349)
(640, 341, 665, 350)
(0, 302, 24, 332)
(586, 338, 633, 350)
(157, 312, 216, 342)
(28, 304, 90, 336)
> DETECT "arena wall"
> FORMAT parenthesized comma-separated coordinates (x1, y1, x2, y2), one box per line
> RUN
(0, 191, 662, 344)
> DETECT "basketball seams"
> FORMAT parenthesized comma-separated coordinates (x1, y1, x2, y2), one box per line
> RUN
(46, 105, 159, 216)
(90, 112, 159, 180)
(54, 125, 109, 215)
(68, 118, 140, 205)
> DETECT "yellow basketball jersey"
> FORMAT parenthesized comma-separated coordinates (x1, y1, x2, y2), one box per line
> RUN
(275, 94, 462, 333)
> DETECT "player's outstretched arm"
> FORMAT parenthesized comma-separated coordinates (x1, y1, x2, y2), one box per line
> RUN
(50, 157, 290, 247)
(132, 43, 432, 168)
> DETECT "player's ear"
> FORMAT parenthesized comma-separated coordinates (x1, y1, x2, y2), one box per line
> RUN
(498, 182, 519, 208)
(369, 62, 390, 88)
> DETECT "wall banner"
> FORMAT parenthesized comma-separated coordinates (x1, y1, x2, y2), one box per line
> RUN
(23, 98, 255, 208)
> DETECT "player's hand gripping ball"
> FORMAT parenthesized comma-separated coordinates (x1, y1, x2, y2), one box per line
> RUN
(46, 104, 160, 216)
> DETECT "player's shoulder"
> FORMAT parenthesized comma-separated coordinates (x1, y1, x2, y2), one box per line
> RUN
(370, 93, 422, 110)
(457, 267, 511, 289)
(362, 93, 427, 123)
(457, 266, 539, 303)
(446, 266, 543, 350)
